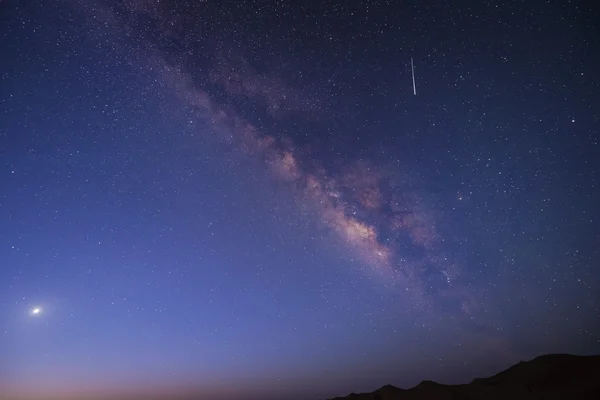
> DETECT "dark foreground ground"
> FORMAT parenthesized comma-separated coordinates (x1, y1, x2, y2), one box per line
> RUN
(328, 354, 600, 400)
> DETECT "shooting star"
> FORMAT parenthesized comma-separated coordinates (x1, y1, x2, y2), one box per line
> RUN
(411, 57, 416, 95)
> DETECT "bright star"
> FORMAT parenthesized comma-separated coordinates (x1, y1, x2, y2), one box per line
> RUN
(30, 307, 42, 316)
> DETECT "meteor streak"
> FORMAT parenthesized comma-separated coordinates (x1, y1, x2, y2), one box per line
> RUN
(411, 57, 416, 95)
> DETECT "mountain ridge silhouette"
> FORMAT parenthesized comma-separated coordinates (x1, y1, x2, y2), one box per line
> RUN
(327, 354, 600, 400)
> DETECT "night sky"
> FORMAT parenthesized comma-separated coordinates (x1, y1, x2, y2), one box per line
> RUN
(1, 1, 599, 399)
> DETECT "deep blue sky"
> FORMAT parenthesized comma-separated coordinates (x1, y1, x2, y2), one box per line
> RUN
(1, 0, 599, 399)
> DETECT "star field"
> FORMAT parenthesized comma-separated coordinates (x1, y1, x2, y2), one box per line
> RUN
(1, 1, 599, 399)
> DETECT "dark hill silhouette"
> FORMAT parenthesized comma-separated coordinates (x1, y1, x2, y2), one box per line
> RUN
(327, 354, 600, 400)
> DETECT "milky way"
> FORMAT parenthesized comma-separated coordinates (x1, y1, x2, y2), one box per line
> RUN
(78, 0, 477, 318)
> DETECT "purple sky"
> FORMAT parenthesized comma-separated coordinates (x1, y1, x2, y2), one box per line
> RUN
(1, 1, 599, 399)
